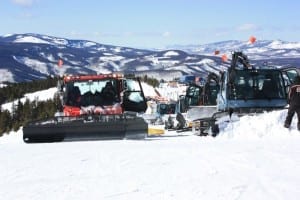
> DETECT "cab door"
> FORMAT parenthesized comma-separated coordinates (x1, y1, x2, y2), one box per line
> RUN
(281, 67, 300, 94)
(122, 78, 147, 113)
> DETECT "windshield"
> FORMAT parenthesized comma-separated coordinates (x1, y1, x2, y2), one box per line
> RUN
(65, 78, 119, 106)
(204, 81, 219, 105)
(230, 70, 286, 100)
(157, 103, 176, 115)
(185, 85, 202, 106)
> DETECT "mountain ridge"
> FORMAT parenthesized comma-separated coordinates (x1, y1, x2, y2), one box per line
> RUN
(1, 33, 300, 83)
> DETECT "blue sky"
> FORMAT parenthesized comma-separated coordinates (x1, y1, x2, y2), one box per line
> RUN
(1, 0, 300, 48)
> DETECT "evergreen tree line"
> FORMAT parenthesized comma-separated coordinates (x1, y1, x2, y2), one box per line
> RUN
(139, 75, 160, 88)
(0, 98, 59, 136)
(0, 76, 60, 136)
(0, 76, 59, 105)
(124, 74, 160, 87)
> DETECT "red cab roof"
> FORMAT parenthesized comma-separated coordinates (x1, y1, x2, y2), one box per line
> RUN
(63, 73, 124, 83)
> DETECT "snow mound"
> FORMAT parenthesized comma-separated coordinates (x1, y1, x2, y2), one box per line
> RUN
(219, 109, 299, 139)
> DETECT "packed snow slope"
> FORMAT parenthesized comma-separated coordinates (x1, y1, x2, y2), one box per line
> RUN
(1, 86, 300, 200)
(1, 110, 300, 200)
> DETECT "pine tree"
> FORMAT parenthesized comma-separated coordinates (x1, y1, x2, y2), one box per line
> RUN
(0, 110, 12, 136)
(22, 99, 32, 124)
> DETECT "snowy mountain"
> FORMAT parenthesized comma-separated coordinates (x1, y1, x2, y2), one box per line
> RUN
(1, 33, 300, 83)
(168, 39, 300, 59)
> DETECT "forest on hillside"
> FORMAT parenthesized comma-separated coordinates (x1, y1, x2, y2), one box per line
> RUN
(0, 77, 59, 136)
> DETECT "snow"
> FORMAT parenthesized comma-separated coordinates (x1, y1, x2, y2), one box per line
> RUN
(3, 33, 13, 37)
(97, 46, 107, 51)
(120, 58, 136, 66)
(99, 55, 124, 62)
(283, 50, 300, 57)
(83, 41, 97, 47)
(135, 66, 150, 71)
(1, 87, 57, 112)
(13, 56, 49, 75)
(268, 40, 300, 49)
(39, 53, 56, 62)
(197, 58, 215, 65)
(170, 40, 300, 59)
(1, 85, 300, 200)
(244, 47, 268, 54)
(0, 83, 7, 88)
(0, 69, 15, 83)
(156, 84, 187, 101)
(113, 47, 122, 53)
(13, 36, 50, 44)
(43, 36, 69, 46)
(164, 51, 179, 57)
(40, 35, 68, 46)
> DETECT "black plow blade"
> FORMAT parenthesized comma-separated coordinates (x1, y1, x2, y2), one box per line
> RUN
(23, 115, 148, 143)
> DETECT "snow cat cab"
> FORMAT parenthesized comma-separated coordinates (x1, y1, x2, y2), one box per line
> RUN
(23, 74, 148, 143)
(156, 100, 178, 129)
(217, 52, 287, 112)
(172, 73, 220, 131)
(196, 51, 295, 136)
(182, 73, 219, 107)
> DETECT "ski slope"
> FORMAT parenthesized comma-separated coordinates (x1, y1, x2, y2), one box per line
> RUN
(1, 86, 300, 200)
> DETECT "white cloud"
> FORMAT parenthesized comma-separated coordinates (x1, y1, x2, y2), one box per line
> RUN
(11, 0, 36, 7)
(237, 23, 259, 31)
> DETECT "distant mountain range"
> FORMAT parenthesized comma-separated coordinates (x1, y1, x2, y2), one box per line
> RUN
(167, 39, 300, 59)
(1, 33, 300, 83)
